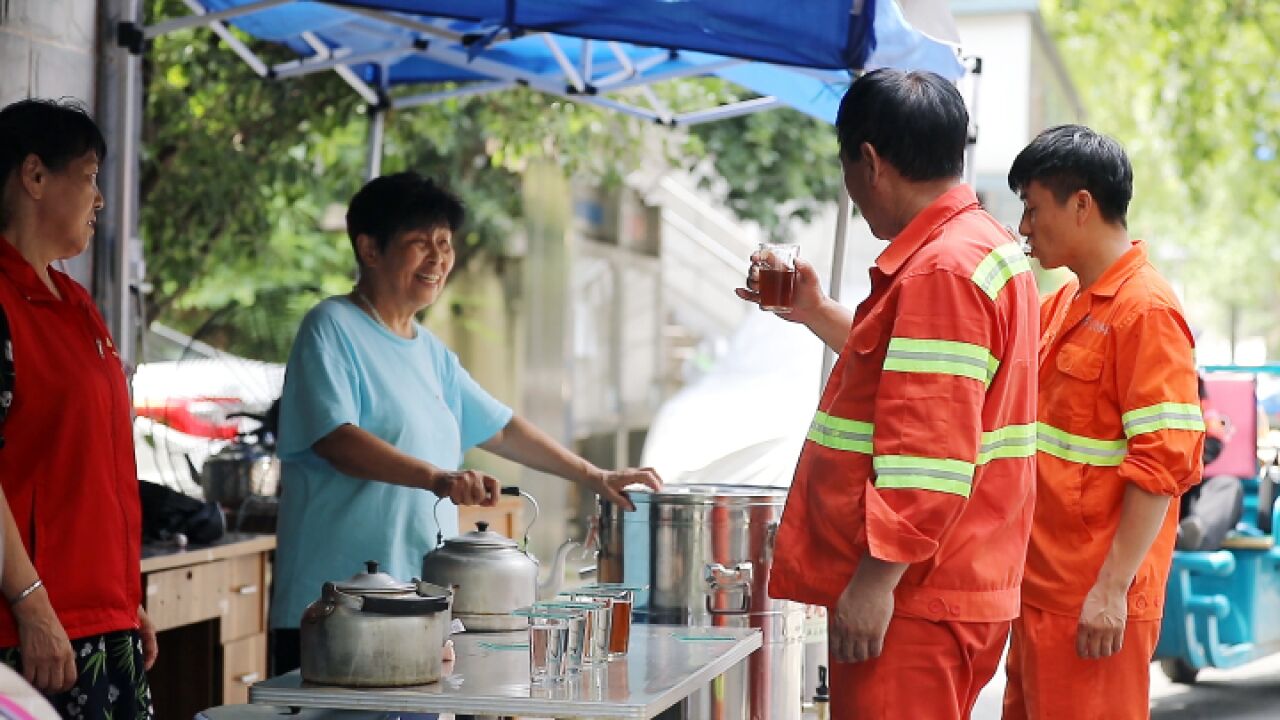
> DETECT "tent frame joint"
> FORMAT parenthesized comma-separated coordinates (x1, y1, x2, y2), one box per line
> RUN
(116, 21, 147, 56)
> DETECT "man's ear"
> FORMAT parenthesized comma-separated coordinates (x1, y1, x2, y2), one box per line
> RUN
(355, 233, 380, 268)
(1073, 189, 1094, 226)
(860, 142, 881, 184)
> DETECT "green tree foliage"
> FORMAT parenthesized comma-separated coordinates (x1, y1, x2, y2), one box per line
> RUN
(141, 1, 840, 359)
(1043, 1, 1280, 333)
(682, 86, 843, 241)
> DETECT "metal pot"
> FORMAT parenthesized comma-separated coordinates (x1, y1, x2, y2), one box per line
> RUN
(420, 489, 577, 632)
(300, 561, 452, 687)
(200, 439, 276, 506)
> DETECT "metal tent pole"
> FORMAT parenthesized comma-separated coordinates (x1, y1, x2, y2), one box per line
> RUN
(98, 0, 144, 370)
(820, 190, 852, 386)
(365, 104, 387, 181)
(964, 56, 983, 188)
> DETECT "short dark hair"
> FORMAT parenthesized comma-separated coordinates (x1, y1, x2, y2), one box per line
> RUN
(836, 69, 968, 182)
(345, 172, 466, 265)
(1007, 124, 1133, 226)
(0, 98, 107, 229)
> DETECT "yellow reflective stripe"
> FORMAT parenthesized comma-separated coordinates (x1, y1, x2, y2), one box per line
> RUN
(873, 455, 975, 498)
(807, 412, 873, 453)
(812, 411, 873, 434)
(977, 423, 1038, 464)
(883, 337, 999, 385)
(1121, 402, 1205, 438)
(972, 243, 1033, 301)
(1036, 422, 1127, 467)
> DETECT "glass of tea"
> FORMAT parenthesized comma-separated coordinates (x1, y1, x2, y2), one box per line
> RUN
(752, 241, 800, 313)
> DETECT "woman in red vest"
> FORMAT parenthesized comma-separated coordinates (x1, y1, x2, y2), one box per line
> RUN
(0, 98, 156, 719)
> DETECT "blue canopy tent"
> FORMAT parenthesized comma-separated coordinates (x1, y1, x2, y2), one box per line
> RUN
(136, 1, 964, 142)
(105, 0, 967, 365)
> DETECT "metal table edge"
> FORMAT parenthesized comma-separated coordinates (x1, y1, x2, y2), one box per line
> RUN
(248, 628, 764, 719)
(642, 629, 763, 717)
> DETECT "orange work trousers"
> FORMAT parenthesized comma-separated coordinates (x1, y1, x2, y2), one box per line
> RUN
(1003, 604, 1161, 720)
(829, 615, 1008, 720)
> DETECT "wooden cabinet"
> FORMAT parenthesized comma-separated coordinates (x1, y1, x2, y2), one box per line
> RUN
(220, 553, 268, 643)
(141, 534, 274, 717)
(221, 632, 267, 705)
(457, 494, 525, 538)
(144, 562, 223, 630)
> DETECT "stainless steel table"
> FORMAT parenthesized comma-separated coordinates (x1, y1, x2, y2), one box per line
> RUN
(249, 624, 762, 719)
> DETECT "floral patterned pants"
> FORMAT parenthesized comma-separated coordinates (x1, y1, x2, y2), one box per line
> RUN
(0, 630, 154, 720)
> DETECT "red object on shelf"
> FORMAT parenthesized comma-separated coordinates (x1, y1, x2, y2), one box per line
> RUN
(135, 396, 241, 439)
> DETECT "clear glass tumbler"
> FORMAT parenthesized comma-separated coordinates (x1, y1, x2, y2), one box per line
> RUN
(605, 589, 634, 658)
(532, 602, 592, 675)
(560, 594, 613, 664)
(527, 615, 571, 683)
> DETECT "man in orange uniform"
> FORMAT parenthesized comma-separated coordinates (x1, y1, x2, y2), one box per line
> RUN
(1002, 125, 1205, 719)
(740, 70, 1039, 718)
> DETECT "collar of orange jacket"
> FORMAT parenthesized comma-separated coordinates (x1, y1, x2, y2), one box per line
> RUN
(1081, 240, 1148, 298)
(875, 184, 981, 276)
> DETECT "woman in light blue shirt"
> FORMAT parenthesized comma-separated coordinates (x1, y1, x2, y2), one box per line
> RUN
(270, 172, 661, 675)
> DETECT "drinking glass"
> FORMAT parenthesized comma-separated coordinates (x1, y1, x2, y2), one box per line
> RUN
(751, 241, 800, 313)
(532, 601, 595, 674)
(559, 594, 613, 664)
(527, 615, 570, 683)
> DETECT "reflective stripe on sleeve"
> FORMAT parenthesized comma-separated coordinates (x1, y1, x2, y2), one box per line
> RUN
(807, 411, 873, 454)
(1036, 422, 1128, 466)
(1121, 402, 1205, 438)
(873, 455, 975, 498)
(883, 337, 1000, 385)
(972, 243, 1033, 301)
(977, 423, 1038, 464)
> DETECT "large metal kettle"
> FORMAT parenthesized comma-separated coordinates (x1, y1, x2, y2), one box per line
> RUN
(420, 488, 578, 632)
(300, 561, 453, 687)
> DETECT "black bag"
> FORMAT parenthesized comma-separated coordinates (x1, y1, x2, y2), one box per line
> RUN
(138, 480, 226, 544)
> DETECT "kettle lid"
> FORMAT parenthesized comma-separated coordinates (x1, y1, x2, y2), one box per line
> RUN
(332, 561, 415, 595)
(442, 521, 519, 550)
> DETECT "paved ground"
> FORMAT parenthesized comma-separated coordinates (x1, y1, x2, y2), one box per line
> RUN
(971, 653, 1280, 719)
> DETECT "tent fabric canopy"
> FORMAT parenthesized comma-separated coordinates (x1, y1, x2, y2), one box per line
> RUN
(179, 0, 965, 124)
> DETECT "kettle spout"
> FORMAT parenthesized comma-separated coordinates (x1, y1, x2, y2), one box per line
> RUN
(536, 539, 580, 601)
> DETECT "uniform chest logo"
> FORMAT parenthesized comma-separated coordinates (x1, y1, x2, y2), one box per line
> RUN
(1081, 315, 1111, 336)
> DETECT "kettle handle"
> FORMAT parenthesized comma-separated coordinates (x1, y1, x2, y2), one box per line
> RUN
(431, 490, 539, 548)
(433, 498, 445, 547)
(517, 491, 539, 551)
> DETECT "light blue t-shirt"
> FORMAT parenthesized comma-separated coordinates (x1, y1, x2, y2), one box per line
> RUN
(270, 297, 513, 630)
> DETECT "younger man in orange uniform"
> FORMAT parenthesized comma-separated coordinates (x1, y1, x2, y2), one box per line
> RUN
(1003, 126, 1205, 719)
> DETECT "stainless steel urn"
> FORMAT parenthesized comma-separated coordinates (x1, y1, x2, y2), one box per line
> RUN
(598, 485, 809, 720)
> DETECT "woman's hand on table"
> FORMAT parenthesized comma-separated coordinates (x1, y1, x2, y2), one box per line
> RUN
(138, 605, 159, 670)
(588, 468, 663, 512)
(431, 469, 501, 506)
(12, 588, 76, 693)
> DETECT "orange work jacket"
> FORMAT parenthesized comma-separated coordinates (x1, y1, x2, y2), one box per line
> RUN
(768, 185, 1040, 623)
(1026, 241, 1204, 621)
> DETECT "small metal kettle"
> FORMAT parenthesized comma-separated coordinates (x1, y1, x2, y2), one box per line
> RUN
(420, 488, 578, 632)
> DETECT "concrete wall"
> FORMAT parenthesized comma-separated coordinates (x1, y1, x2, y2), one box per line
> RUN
(955, 13, 1034, 181)
(0, 1, 98, 106)
(0, 0, 101, 285)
